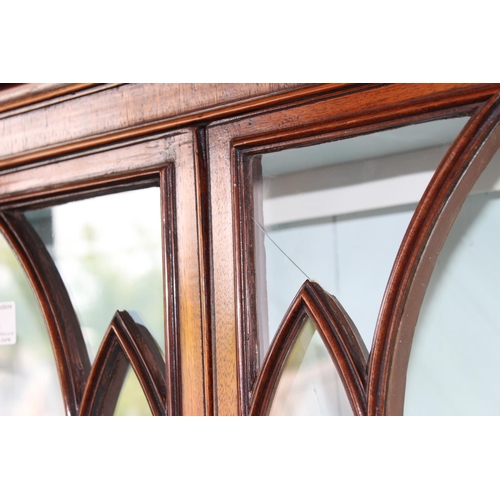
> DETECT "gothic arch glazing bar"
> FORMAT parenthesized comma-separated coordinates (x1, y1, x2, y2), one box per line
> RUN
(368, 93, 500, 415)
(250, 280, 368, 416)
(79, 311, 167, 416)
(0, 211, 90, 415)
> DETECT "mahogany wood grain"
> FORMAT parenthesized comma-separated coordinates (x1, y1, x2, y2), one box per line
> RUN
(367, 93, 500, 415)
(173, 130, 208, 415)
(207, 124, 238, 415)
(0, 130, 208, 415)
(207, 83, 500, 415)
(4, 83, 500, 416)
(160, 165, 181, 415)
(0, 83, 101, 114)
(228, 84, 500, 150)
(0, 211, 90, 415)
(0, 84, 351, 170)
(194, 127, 215, 415)
(0, 132, 177, 206)
(250, 280, 368, 416)
(79, 311, 166, 416)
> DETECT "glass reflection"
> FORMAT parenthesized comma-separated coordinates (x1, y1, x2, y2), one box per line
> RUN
(25, 187, 164, 416)
(405, 147, 500, 415)
(0, 232, 63, 415)
(257, 117, 469, 357)
(269, 318, 353, 416)
(115, 368, 153, 416)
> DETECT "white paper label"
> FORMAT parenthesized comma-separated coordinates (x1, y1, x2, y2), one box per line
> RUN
(0, 302, 16, 345)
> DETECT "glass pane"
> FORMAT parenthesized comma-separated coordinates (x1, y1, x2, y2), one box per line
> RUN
(25, 187, 164, 416)
(256, 117, 469, 357)
(25, 188, 165, 360)
(0, 232, 64, 415)
(269, 318, 353, 416)
(115, 368, 153, 416)
(405, 147, 500, 415)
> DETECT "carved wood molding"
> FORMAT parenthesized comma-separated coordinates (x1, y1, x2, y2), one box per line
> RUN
(79, 311, 167, 416)
(250, 280, 368, 416)
(0, 83, 102, 113)
(0, 130, 206, 414)
(208, 83, 500, 415)
(0, 211, 91, 415)
(0, 83, 353, 169)
(0, 211, 167, 416)
(367, 92, 500, 415)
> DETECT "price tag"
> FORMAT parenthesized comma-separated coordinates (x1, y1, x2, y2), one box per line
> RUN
(0, 302, 16, 345)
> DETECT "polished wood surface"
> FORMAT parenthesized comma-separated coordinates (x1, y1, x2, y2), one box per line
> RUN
(250, 280, 368, 416)
(207, 83, 500, 415)
(368, 93, 500, 415)
(0, 130, 207, 415)
(0, 84, 347, 169)
(79, 311, 166, 416)
(0, 83, 101, 113)
(0, 211, 90, 415)
(2, 83, 500, 415)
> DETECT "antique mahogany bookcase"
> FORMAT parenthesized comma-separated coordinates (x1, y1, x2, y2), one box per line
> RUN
(1, 83, 500, 416)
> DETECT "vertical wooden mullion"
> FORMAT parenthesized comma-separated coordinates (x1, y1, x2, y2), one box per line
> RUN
(194, 127, 215, 416)
(160, 164, 181, 415)
(207, 126, 241, 415)
(171, 130, 207, 415)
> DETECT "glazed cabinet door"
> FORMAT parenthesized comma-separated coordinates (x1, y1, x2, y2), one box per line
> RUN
(207, 83, 500, 415)
(0, 129, 208, 415)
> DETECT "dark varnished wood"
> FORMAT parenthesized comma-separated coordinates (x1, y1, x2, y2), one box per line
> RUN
(0, 84, 350, 170)
(194, 127, 215, 415)
(0, 211, 90, 415)
(160, 165, 181, 415)
(367, 93, 500, 415)
(0, 83, 102, 114)
(79, 311, 167, 416)
(0, 130, 207, 415)
(250, 280, 368, 416)
(4, 83, 500, 416)
(207, 83, 500, 415)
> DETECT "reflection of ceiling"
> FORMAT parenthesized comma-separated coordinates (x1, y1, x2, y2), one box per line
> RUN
(262, 117, 469, 177)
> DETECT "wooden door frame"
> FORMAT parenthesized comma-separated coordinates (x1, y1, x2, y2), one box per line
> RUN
(206, 83, 500, 415)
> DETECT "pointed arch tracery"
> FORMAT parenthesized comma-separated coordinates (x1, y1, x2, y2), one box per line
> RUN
(368, 93, 500, 415)
(250, 280, 368, 416)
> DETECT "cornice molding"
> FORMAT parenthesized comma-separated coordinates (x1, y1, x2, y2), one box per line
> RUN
(0, 83, 350, 169)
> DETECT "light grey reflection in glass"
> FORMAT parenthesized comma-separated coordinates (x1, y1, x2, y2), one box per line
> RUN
(115, 368, 153, 416)
(405, 147, 500, 415)
(269, 318, 352, 416)
(0, 232, 64, 415)
(257, 117, 469, 356)
(25, 187, 164, 361)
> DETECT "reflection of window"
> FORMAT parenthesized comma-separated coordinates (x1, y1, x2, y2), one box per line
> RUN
(406, 148, 500, 415)
(25, 188, 164, 415)
(256, 118, 468, 352)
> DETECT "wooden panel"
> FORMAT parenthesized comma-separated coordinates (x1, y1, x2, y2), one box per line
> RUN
(0, 133, 182, 205)
(0, 83, 348, 168)
(173, 131, 207, 415)
(208, 126, 238, 415)
(0, 83, 100, 113)
(229, 84, 500, 148)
